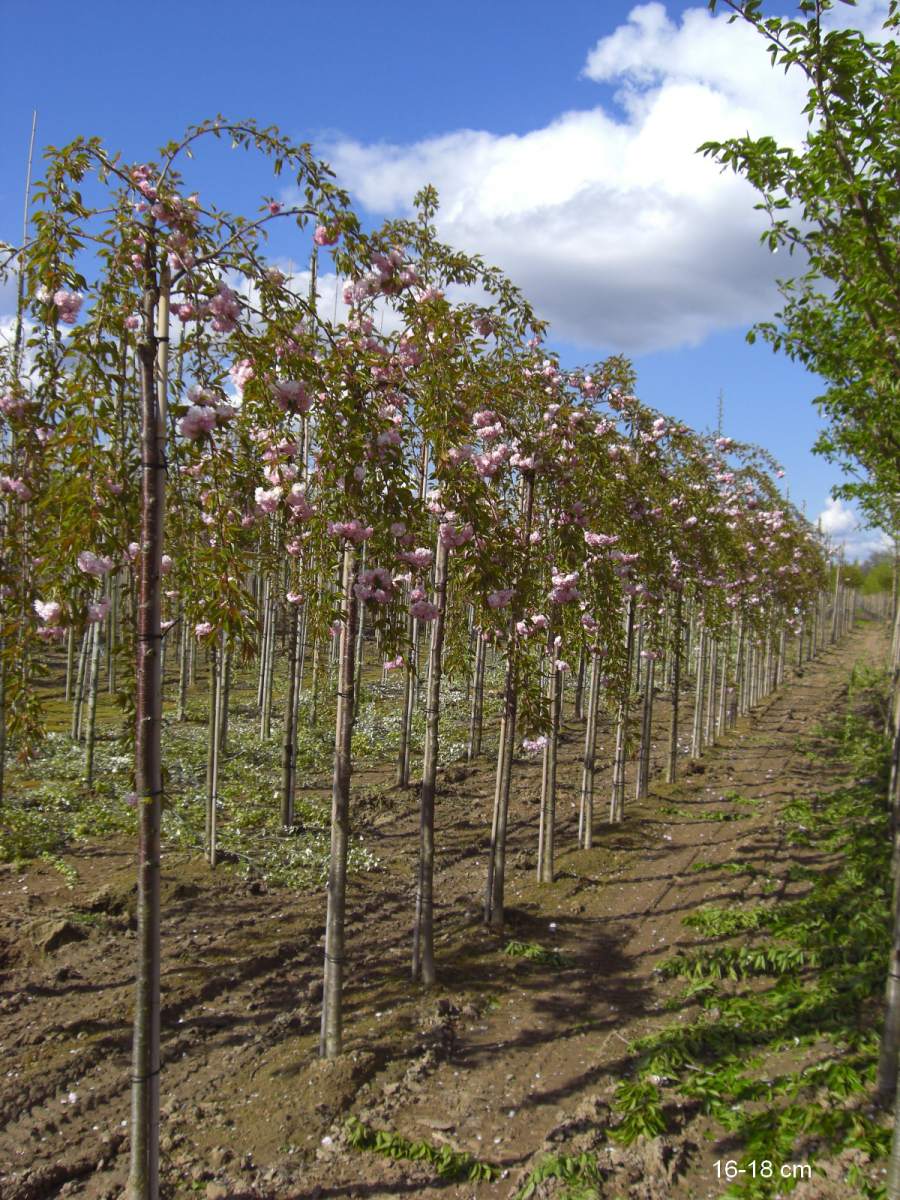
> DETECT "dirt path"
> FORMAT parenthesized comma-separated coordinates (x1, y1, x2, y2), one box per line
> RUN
(0, 619, 886, 1200)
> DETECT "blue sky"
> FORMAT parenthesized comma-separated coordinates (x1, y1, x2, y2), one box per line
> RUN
(1, 0, 892, 556)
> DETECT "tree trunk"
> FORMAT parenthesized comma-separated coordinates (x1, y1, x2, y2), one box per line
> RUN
(71, 628, 89, 741)
(412, 535, 449, 986)
(635, 654, 655, 800)
(666, 592, 683, 783)
(281, 601, 300, 828)
(537, 661, 562, 883)
(128, 267, 168, 1200)
(83, 619, 102, 786)
(610, 596, 636, 822)
(579, 651, 602, 848)
(467, 631, 486, 761)
(65, 625, 75, 702)
(484, 657, 517, 929)
(320, 545, 357, 1058)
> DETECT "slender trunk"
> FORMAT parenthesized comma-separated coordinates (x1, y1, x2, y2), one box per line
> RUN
(281, 602, 300, 827)
(573, 644, 587, 721)
(690, 623, 707, 758)
(72, 628, 89, 741)
(484, 659, 517, 929)
(467, 631, 486, 761)
(205, 646, 218, 855)
(65, 626, 76, 703)
(412, 536, 449, 986)
(207, 642, 225, 870)
(579, 651, 602, 848)
(397, 612, 419, 787)
(260, 595, 275, 741)
(320, 545, 357, 1059)
(218, 645, 230, 754)
(83, 620, 102, 786)
(635, 655, 655, 800)
(666, 592, 683, 783)
(610, 596, 636, 823)
(128, 266, 168, 1200)
(176, 607, 188, 722)
(537, 661, 562, 883)
(107, 572, 118, 695)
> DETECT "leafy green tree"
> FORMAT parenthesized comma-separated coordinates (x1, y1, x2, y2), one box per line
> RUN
(700, 0, 899, 525)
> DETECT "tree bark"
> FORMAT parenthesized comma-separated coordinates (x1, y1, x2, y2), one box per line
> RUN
(579, 651, 602, 848)
(412, 535, 449, 986)
(320, 544, 357, 1058)
(128, 265, 168, 1200)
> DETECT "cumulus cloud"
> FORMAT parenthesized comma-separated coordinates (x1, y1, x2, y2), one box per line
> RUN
(817, 496, 892, 562)
(325, 1, 891, 354)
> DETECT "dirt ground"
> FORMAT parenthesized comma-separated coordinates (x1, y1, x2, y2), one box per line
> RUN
(0, 620, 889, 1200)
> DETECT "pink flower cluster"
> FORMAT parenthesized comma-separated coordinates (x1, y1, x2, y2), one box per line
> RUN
(439, 519, 474, 550)
(179, 405, 218, 440)
(52, 290, 84, 324)
(0, 393, 29, 417)
(472, 445, 509, 479)
(584, 531, 619, 549)
(77, 550, 114, 577)
(208, 283, 241, 333)
(398, 547, 433, 570)
(343, 248, 419, 303)
(410, 586, 440, 622)
(313, 224, 339, 246)
(328, 519, 374, 543)
(0, 476, 31, 500)
(549, 571, 579, 604)
(34, 599, 62, 624)
(522, 736, 548, 754)
(384, 654, 404, 671)
(354, 567, 394, 604)
(272, 379, 312, 414)
(230, 359, 254, 392)
(87, 597, 111, 623)
(255, 485, 282, 514)
(487, 588, 514, 610)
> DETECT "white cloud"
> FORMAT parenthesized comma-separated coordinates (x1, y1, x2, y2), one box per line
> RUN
(816, 496, 892, 562)
(324, 1, 891, 354)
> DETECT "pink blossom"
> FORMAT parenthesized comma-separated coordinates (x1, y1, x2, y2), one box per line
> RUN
(530, 613, 549, 630)
(271, 379, 312, 414)
(287, 591, 304, 604)
(439, 520, 474, 550)
(398, 547, 434, 570)
(87, 597, 111, 623)
(33, 599, 62, 624)
(522, 736, 548, 754)
(410, 599, 439, 621)
(313, 224, 339, 246)
(127, 542, 141, 561)
(179, 405, 217, 440)
(0, 476, 31, 500)
(355, 567, 395, 604)
(384, 655, 404, 671)
(208, 283, 241, 333)
(254, 485, 283, 514)
(229, 358, 253, 392)
(0, 393, 29, 417)
(328, 519, 373, 544)
(194, 621, 214, 638)
(549, 571, 580, 604)
(390, 521, 407, 538)
(37, 625, 66, 641)
(124, 314, 141, 331)
(268, 201, 283, 215)
(52, 290, 84, 324)
(487, 588, 514, 610)
(581, 613, 599, 633)
(77, 550, 114, 577)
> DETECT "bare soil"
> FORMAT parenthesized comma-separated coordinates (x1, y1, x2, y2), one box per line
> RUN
(0, 620, 888, 1199)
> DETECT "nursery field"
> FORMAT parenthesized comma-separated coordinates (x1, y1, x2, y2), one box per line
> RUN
(0, 614, 894, 1200)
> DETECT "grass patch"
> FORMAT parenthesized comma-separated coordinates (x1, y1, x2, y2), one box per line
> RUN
(609, 659, 893, 1198)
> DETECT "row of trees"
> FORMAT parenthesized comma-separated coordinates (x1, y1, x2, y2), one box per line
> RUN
(0, 116, 836, 1198)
